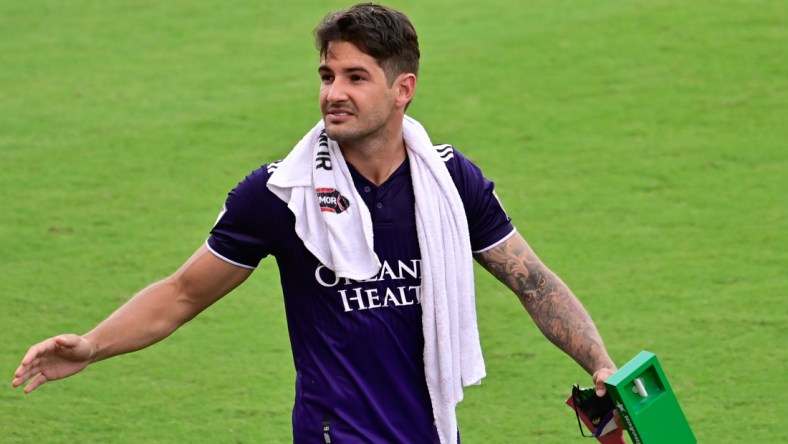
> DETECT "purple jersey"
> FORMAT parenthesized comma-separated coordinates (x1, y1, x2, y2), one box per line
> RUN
(207, 145, 514, 443)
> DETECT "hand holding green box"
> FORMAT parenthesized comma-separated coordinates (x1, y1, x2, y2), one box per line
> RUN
(605, 351, 696, 444)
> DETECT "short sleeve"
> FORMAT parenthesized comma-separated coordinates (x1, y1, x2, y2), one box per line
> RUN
(442, 146, 516, 252)
(206, 166, 280, 268)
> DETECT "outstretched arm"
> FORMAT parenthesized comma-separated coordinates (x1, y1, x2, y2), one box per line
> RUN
(475, 232, 616, 394)
(12, 244, 252, 393)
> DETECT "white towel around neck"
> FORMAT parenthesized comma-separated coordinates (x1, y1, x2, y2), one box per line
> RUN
(267, 116, 485, 444)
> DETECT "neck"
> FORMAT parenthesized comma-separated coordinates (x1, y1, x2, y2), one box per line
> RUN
(340, 136, 407, 185)
(339, 122, 407, 186)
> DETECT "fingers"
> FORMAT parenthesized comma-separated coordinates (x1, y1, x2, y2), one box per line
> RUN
(592, 367, 617, 397)
(11, 365, 46, 393)
(12, 335, 75, 392)
(53, 334, 80, 349)
(593, 370, 608, 396)
(18, 339, 54, 368)
(11, 371, 42, 392)
(594, 381, 607, 397)
(18, 334, 80, 368)
(12, 356, 46, 388)
(11, 344, 47, 391)
(22, 373, 49, 394)
(13, 342, 50, 382)
(11, 366, 33, 388)
(11, 374, 25, 389)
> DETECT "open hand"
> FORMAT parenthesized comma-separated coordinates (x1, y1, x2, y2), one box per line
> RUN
(11, 334, 94, 394)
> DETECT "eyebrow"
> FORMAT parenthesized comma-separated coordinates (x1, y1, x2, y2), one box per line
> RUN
(318, 65, 372, 75)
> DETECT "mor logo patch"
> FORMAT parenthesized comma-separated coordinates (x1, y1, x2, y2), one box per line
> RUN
(316, 188, 350, 213)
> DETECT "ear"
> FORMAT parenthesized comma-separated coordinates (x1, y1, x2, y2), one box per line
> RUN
(393, 73, 417, 109)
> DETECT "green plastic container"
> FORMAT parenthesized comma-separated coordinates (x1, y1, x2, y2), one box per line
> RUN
(605, 351, 696, 444)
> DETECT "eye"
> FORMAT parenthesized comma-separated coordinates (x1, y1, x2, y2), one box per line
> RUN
(350, 74, 365, 82)
(320, 74, 334, 83)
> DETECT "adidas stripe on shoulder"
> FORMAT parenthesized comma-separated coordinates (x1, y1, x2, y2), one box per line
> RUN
(266, 160, 283, 174)
(435, 144, 455, 162)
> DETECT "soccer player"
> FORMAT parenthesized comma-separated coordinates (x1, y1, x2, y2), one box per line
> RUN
(12, 3, 617, 443)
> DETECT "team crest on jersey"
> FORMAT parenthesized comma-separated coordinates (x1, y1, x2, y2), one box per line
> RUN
(316, 188, 350, 213)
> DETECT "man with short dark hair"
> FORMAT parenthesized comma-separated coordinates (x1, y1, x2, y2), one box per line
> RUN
(13, 4, 617, 443)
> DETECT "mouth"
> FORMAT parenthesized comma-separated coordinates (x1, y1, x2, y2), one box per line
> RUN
(325, 108, 354, 122)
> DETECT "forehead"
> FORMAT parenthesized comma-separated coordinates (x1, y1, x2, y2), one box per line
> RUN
(320, 41, 382, 71)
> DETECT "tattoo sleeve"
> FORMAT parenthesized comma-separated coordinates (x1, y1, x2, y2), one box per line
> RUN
(475, 233, 615, 374)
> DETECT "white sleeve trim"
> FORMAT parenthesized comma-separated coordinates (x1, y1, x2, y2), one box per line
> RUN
(205, 240, 257, 269)
(472, 227, 517, 254)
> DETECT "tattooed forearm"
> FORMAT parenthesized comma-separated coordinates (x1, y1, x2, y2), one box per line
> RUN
(476, 234, 615, 374)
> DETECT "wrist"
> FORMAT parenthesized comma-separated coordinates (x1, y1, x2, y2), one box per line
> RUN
(592, 358, 617, 374)
(81, 333, 102, 363)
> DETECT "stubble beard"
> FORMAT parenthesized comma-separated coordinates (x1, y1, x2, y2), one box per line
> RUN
(324, 114, 389, 149)
(323, 91, 396, 148)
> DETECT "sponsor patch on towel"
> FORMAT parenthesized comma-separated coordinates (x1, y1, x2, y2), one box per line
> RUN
(316, 188, 350, 213)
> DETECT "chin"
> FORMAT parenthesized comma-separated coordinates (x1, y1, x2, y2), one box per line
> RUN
(324, 126, 354, 142)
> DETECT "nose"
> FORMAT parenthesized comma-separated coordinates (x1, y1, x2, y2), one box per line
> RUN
(325, 79, 349, 103)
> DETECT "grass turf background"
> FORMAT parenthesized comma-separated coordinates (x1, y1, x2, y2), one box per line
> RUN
(1, 0, 785, 442)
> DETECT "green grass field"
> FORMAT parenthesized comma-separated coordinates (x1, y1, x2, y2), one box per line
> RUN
(2, 0, 785, 442)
